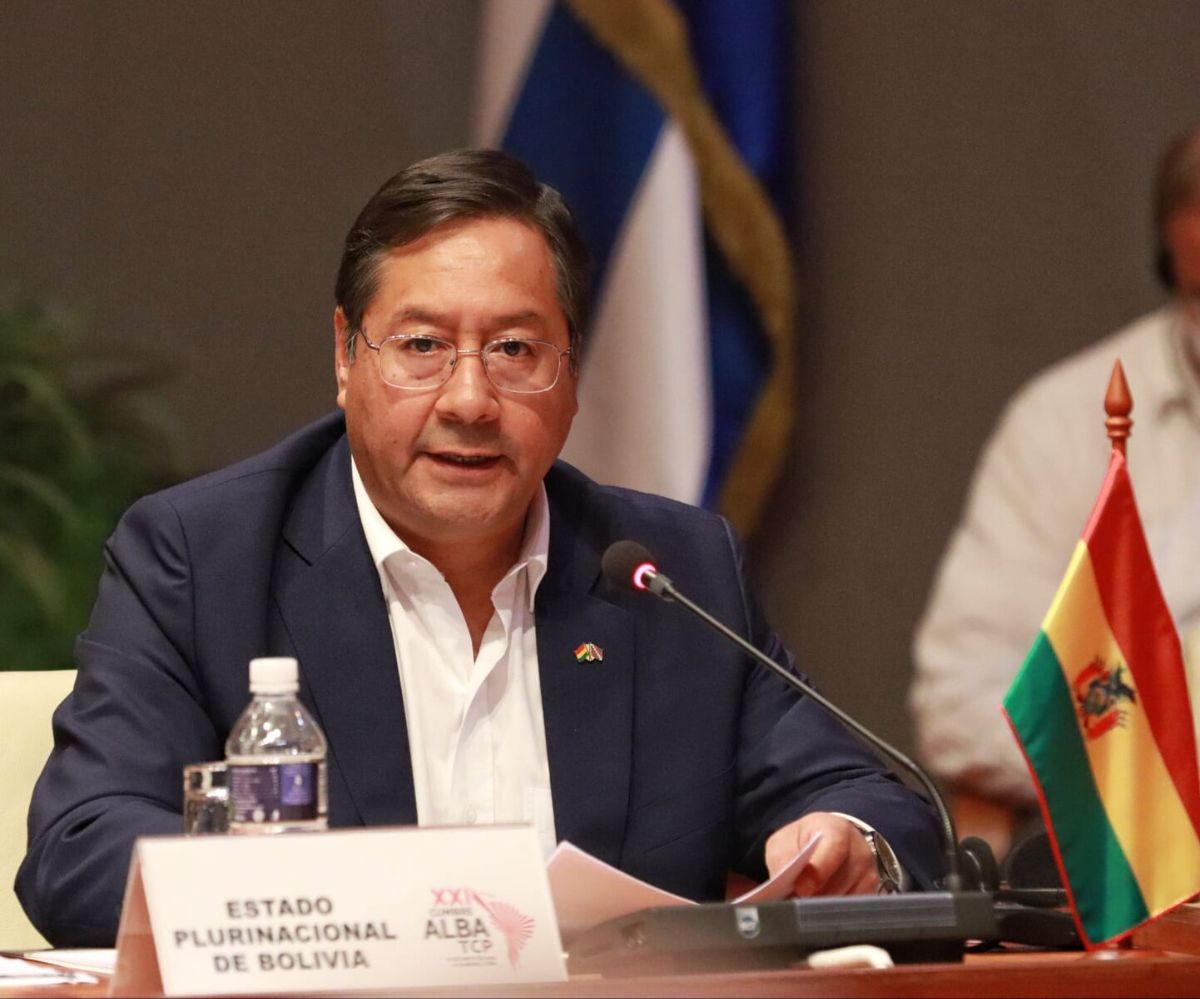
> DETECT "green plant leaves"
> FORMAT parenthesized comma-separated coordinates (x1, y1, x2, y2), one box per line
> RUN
(0, 291, 185, 669)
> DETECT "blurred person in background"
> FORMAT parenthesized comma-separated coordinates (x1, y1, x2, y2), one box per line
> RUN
(910, 129, 1200, 856)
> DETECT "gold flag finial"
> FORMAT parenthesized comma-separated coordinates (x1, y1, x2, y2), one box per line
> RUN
(1104, 359, 1133, 455)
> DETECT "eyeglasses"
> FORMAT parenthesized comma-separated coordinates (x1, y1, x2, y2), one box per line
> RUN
(351, 331, 573, 393)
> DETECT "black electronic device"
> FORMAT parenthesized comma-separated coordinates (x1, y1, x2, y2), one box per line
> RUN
(991, 900, 1080, 950)
(600, 540, 968, 889)
(591, 540, 1081, 973)
(567, 893, 999, 976)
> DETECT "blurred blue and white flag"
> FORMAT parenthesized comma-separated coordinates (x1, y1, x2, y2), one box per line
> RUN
(476, 0, 793, 535)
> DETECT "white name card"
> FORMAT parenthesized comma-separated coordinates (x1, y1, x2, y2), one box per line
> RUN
(110, 825, 566, 996)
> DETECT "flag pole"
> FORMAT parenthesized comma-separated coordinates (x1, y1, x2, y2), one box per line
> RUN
(1105, 359, 1133, 454)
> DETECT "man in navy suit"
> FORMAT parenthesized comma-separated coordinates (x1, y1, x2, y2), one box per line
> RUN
(19, 150, 940, 946)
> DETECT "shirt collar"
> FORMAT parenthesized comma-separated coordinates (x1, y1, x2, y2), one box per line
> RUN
(350, 458, 550, 611)
(1164, 302, 1200, 425)
(1152, 302, 1200, 427)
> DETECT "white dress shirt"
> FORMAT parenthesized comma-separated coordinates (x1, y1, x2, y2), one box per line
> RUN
(352, 463, 900, 886)
(911, 305, 1200, 805)
(351, 460, 558, 856)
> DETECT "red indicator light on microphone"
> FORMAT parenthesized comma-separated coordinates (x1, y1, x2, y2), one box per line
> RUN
(632, 562, 656, 591)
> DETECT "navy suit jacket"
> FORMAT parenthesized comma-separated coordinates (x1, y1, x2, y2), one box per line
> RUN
(18, 413, 940, 945)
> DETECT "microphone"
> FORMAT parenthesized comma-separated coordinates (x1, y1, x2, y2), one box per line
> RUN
(568, 540, 1039, 972)
(601, 540, 964, 890)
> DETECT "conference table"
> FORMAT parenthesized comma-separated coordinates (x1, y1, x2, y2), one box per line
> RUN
(6, 906, 1200, 998)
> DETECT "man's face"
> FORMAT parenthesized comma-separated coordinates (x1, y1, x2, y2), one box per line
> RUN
(1166, 204, 1200, 314)
(335, 217, 578, 558)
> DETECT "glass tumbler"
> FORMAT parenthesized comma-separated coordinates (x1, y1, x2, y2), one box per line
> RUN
(183, 761, 230, 835)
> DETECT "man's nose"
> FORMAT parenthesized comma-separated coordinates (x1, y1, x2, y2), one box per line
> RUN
(434, 351, 500, 422)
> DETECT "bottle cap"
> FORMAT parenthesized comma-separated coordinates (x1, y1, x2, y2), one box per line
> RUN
(248, 656, 299, 693)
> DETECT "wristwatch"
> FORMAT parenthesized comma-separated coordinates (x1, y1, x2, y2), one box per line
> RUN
(860, 828, 904, 894)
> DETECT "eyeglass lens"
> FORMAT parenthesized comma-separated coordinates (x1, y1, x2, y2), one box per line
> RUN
(377, 336, 563, 392)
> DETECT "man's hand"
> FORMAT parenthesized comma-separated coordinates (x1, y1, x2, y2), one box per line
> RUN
(764, 812, 880, 896)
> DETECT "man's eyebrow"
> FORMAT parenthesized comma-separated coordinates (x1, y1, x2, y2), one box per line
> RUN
(381, 308, 551, 334)
(486, 310, 548, 332)
(381, 306, 448, 328)
(380, 308, 549, 331)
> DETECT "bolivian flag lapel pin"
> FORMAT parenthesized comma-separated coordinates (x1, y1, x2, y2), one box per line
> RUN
(574, 642, 604, 663)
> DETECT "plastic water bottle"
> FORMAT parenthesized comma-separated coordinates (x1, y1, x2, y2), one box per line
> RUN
(225, 657, 328, 834)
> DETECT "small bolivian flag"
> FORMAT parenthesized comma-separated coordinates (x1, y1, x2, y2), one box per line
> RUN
(1003, 447, 1200, 947)
(574, 643, 604, 663)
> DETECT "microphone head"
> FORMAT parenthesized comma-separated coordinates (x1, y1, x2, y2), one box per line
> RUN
(601, 540, 659, 592)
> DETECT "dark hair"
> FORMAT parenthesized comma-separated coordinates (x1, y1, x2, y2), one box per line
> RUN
(1154, 129, 1200, 288)
(335, 149, 591, 365)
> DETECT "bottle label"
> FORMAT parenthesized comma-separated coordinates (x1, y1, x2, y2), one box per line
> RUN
(229, 762, 319, 824)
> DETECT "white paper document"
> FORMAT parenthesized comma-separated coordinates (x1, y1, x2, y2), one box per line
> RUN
(547, 832, 822, 942)
(0, 953, 99, 988)
(22, 948, 117, 976)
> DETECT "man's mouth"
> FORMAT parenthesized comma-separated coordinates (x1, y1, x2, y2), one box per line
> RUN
(429, 451, 500, 467)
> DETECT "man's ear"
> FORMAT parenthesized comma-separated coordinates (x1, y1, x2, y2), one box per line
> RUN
(334, 307, 351, 410)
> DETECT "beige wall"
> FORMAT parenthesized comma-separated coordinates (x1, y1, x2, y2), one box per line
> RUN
(2, 0, 477, 469)
(4, 1, 1200, 759)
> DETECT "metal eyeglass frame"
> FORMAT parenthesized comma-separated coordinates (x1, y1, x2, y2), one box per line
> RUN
(350, 330, 573, 394)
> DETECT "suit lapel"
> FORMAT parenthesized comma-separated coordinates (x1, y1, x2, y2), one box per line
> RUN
(538, 473, 635, 866)
(273, 437, 417, 827)
(269, 446, 636, 854)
